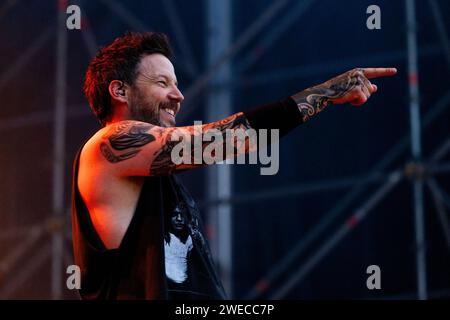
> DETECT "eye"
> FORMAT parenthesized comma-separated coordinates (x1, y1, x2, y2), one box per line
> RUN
(157, 80, 167, 87)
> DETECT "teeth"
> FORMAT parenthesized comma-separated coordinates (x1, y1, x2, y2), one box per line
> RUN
(163, 108, 175, 116)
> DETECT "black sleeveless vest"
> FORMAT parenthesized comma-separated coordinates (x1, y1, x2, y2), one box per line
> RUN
(71, 145, 227, 300)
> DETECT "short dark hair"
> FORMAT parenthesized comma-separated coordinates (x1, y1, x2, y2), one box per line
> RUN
(83, 32, 173, 126)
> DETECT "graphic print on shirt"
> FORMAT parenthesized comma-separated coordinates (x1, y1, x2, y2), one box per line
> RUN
(163, 176, 228, 299)
(164, 204, 193, 284)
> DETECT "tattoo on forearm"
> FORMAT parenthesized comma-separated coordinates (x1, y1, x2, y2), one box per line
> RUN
(99, 114, 254, 176)
(150, 113, 253, 175)
(100, 121, 155, 163)
(292, 68, 366, 122)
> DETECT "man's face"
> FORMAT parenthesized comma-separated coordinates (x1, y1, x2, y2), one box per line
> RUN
(128, 53, 184, 127)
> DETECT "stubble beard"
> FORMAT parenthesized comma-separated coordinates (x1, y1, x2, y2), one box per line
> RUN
(128, 88, 165, 127)
(128, 86, 179, 128)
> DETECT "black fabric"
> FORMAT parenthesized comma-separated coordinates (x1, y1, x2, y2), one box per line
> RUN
(71, 144, 226, 300)
(242, 96, 303, 137)
(163, 175, 227, 299)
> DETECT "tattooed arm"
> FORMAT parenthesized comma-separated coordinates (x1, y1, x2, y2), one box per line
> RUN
(98, 67, 396, 177)
(291, 68, 397, 122)
(242, 67, 396, 137)
(98, 113, 256, 176)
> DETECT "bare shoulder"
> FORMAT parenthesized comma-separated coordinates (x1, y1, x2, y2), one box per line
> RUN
(81, 120, 153, 165)
(100, 120, 157, 162)
(79, 120, 163, 179)
(77, 123, 148, 249)
(77, 127, 110, 182)
(77, 123, 146, 202)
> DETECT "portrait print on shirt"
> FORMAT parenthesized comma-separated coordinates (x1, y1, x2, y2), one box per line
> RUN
(164, 204, 194, 284)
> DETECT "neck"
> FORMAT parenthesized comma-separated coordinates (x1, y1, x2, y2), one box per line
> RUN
(106, 105, 130, 125)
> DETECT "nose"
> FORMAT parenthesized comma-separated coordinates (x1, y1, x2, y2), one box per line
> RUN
(168, 86, 184, 103)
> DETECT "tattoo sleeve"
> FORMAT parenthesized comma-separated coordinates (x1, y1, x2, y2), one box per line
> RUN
(99, 70, 369, 176)
(291, 68, 366, 122)
(150, 113, 255, 175)
(99, 114, 256, 176)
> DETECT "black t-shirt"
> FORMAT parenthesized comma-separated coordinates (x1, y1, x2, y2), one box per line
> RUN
(163, 175, 226, 299)
(71, 145, 226, 300)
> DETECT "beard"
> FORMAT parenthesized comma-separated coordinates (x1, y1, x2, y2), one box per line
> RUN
(128, 88, 178, 127)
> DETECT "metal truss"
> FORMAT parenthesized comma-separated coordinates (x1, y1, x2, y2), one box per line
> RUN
(241, 0, 450, 300)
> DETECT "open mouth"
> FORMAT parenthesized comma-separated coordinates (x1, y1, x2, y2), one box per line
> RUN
(162, 107, 175, 117)
(160, 101, 179, 120)
(159, 102, 180, 125)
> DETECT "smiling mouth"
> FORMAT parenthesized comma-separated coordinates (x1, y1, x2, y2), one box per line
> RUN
(162, 108, 175, 117)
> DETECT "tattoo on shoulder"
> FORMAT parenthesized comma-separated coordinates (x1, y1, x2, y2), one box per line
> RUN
(100, 121, 155, 163)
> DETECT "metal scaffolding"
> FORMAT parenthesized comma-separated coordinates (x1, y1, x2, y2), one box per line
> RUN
(206, 0, 233, 297)
(405, 0, 427, 300)
(241, 0, 450, 300)
(51, 0, 68, 300)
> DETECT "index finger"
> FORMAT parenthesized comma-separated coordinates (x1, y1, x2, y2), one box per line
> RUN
(362, 68, 397, 79)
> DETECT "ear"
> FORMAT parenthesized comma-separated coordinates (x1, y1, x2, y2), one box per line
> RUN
(108, 80, 128, 104)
